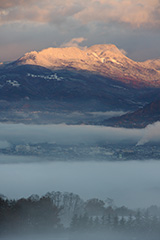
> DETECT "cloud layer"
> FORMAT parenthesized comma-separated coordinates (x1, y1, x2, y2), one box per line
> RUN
(0, 0, 160, 28)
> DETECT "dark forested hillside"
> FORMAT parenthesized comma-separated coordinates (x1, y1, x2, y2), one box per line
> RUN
(102, 99, 160, 128)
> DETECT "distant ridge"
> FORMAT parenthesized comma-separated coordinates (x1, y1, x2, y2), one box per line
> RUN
(102, 99, 160, 128)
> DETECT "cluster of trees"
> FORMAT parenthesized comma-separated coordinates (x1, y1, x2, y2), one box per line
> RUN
(70, 199, 160, 239)
(70, 209, 160, 238)
(0, 192, 160, 239)
(0, 196, 61, 235)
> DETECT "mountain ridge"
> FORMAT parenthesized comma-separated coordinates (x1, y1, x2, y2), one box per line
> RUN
(13, 44, 160, 88)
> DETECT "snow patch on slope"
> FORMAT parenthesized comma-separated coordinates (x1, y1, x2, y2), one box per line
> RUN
(7, 80, 20, 87)
(110, 58, 122, 65)
(27, 73, 63, 81)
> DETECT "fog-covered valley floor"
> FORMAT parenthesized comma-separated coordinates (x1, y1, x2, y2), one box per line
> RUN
(1, 122, 160, 239)
(0, 122, 160, 207)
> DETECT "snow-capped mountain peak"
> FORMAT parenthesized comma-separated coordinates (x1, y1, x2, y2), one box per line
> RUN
(17, 44, 127, 67)
(14, 44, 160, 87)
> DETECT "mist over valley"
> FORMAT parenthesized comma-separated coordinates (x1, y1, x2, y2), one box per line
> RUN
(1, 48, 160, 239)
(0, 122, 160, 210)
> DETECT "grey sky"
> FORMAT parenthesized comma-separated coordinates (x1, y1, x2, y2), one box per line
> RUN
(0, 0, 160, 62)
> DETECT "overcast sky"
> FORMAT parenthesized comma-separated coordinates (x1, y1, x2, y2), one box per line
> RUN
(1, 0, 160, 62)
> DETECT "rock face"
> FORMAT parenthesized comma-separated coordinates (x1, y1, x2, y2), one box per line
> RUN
(15, 44, 160, 87)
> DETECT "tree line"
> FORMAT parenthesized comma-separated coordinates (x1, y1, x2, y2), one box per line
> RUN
(0, 192, 160, 239)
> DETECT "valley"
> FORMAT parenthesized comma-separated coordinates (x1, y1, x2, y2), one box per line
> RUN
(1, 141, 160, 162)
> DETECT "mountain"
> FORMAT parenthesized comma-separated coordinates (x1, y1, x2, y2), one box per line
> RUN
(14, 44, 160, 88)
(0, 44, 160, 123)
(102, 99, 160, 128)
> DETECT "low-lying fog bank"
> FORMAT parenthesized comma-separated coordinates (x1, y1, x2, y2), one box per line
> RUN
(0, 110, 127, 125)
(0, 122, 160, 161)
(0, 160, 160, 208)
(0, 122, 143, 146)
(0, 121, 160, 146)
(2, 230, 159, 240)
